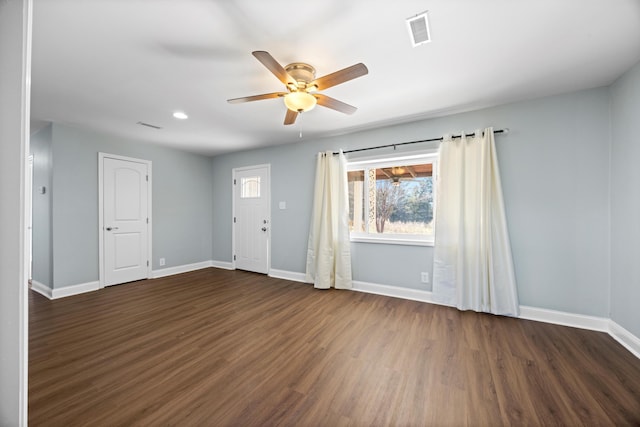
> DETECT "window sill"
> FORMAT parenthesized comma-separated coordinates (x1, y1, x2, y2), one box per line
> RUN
(350, 235, 434, 247)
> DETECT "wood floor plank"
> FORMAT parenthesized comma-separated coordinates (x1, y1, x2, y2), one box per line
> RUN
(29, 268, 640, 426)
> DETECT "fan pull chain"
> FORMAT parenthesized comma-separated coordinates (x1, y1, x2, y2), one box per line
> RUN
(299, 111, 304, 138)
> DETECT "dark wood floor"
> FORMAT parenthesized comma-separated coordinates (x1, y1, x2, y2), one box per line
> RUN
(29, 268, 640, 426)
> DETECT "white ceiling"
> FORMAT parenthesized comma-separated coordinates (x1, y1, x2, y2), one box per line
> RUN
(31, 0, 640, 156)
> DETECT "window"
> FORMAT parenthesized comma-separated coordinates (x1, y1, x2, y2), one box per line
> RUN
(347, 153, 437, 245)
(240, 176, 261, 198)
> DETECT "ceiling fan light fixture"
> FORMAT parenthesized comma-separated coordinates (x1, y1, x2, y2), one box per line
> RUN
(284, 91, 317, 112)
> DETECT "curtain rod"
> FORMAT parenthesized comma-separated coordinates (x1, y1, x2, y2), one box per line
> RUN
(333, 128, 508, 155)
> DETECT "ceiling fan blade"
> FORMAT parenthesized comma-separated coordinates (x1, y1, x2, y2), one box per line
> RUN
(227, 92, 287, 104)
(252, 51, 296, 86)
(315, 94, 357, 115)
(311, 63, 368, 90)
(284, 109, 298, 125)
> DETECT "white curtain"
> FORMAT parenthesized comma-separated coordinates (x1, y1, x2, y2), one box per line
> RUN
(305, 150, 353, 289)
(432, 128, 519, 315)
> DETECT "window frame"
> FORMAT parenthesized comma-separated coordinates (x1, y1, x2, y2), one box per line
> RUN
(346, 150, 438, 246)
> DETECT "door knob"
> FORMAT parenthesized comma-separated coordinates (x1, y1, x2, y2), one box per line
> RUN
(261, 227, 267, 232)
(106, 227, 119, 231)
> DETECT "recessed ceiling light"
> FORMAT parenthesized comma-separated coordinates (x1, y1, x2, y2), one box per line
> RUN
(137, 121, 162, 129)
(173, 111, 188, 120)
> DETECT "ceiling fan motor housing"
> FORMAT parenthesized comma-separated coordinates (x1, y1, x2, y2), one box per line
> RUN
(285, 63, 316, 90)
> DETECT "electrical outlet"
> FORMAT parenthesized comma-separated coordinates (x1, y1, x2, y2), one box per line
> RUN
(159, 258, 166, 266)
(421, 272, 429, 283)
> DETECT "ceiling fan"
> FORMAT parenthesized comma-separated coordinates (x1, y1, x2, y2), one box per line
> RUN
(378, 165, 434, 186)
(384, 167, 416, 186)
(227, 51, 368, 125)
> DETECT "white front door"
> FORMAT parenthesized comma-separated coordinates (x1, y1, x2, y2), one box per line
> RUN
(101, 155, 151, 286)
(233, 165, 270, 274)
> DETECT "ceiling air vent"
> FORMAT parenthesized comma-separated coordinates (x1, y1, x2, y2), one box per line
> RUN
(406, 11, 431, 47)
(136, 121, 162, 130)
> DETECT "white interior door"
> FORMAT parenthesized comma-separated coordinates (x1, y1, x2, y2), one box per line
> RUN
(233, 165, 270, 274)
(101, 155, 151, 286)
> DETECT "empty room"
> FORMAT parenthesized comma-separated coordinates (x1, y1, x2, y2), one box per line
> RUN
(2, 1, 640, 425)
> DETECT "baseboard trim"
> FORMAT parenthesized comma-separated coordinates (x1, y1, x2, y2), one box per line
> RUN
(269, 269, 307, 283)
(38, 261, 219, 299)
(152, 260, 213, 278)
(518, 305, 609, 332)
(609, 320, 640, 359)
(51, 281, 100, 299)
(352, 280, 445, 306)
(210, 260, 234, 270)
(30, 280, 52, 299)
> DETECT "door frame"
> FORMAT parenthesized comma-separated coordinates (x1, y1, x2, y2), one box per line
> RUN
(27, 154, 33, 285)
(98, 152, 152, 288)
(232, 163, 271, 273)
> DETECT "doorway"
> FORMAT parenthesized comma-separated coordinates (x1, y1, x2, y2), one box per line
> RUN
(232, 164, 270, 274)
(98, 153, 152, 287)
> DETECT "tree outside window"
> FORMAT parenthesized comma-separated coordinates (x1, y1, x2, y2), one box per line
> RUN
(348, 155, 436, 244)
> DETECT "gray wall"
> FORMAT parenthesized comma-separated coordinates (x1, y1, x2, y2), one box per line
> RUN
(0, 0, 30, 424)
(610, 59, 640, 338)
(49, 123, 214, 288)
(31, 124, 53, 287)
(212, 87, 612, 317)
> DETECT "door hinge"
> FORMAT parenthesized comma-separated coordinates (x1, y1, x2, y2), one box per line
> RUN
(233, 217, 236, 223)
(146, 218, 149, 224)
(233, 255, 236, 261)
(146, 175, 149, 182)
(147, 260, 149, 266)
(233, 179, 236, 185)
